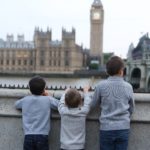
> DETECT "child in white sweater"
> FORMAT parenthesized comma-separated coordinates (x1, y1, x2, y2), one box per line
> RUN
(58, 87, 92, 150)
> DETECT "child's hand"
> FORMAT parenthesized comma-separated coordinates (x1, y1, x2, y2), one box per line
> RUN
(42, 91, 49, 96)
(65, 88, 70, 93)
(83, 86, 90, 93)
(49, 92, 54, 97)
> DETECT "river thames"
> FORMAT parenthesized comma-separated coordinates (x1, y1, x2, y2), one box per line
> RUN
(0, 76, 102, 89)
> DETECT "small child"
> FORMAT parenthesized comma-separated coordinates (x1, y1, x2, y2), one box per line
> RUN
(58, 87, 92, 150)
(15, 76, 59, 150)
(93, 56, 135, 150)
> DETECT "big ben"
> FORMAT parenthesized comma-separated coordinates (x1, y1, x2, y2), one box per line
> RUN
(90, 0, 104, 65)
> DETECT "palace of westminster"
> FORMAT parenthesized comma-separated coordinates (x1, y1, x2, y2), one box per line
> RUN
(0, 0, 104, 74)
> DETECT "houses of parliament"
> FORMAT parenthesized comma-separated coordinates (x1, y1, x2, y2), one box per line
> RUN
(0, 0, 104, 74)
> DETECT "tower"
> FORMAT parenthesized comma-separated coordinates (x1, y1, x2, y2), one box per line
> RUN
(90, 0, 104, 65)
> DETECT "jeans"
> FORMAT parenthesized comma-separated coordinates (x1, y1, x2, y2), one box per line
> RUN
(61, 149, 84, 150)
(60, 149, 84, 150)
(100, 129, 130, 150)
(24, 134, 49, 150)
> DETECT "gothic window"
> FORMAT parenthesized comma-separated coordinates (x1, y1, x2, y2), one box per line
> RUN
(24, 60, 27, 65)
(65, 60, 69, 66)
(40, 51, 45, 58)
(65, 51, 69, 57)
(6, 60, 9, 65)
(65, 51, 69, 66)
(1, 60, 3, 65)
(54, 60, 56, 66)
(6, 51, 10, 58)
(18, 60, 21, 65)
(40, 60, 44, 66)
(12, 60, 15, 65)
(54, 51, 56, 57)
(49, 51, 52, 57)
(58, 60, 61, 66)
(0, 51, 4, 57)
(49, 60, 51, 66)
(59, 51, 61, 57)
(30, 60, 33, 65)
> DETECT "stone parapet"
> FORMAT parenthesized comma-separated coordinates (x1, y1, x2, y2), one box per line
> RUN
(0, 89, 149, 150)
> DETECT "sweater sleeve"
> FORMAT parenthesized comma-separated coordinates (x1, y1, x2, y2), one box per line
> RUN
(92, 85, 101, 107)
(58, 94, 67, 114)
(15, 98, 23, 109)
(49, 96, 59, 110)
(128, 86, 135, 115)
(81, 93, 93, 114)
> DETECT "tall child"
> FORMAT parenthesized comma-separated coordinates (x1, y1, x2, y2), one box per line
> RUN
(58, 87, 92, 150)
(93, 56, 135, 150)
(15, 76, 59, 150)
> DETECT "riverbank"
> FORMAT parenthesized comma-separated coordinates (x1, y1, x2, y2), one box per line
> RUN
(0, 70, 107, 78)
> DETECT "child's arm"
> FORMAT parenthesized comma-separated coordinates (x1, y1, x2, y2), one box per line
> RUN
(43, 90, 59, 110)
(58, 93, 66, 114)
(81, 86, 93, 114)
(14, 99, 23, 109)
(92, 85, 101, 107)
(128, 87, 135, 115)
(58, 89, 70, 114)
(49, 96, 59, 110)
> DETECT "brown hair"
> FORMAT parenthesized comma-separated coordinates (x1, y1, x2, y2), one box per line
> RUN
(106, 56, 124, 76)
(65, 89, 82, 108)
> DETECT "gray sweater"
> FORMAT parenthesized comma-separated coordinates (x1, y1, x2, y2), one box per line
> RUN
(58, 93, 92, 150)
(93, 76, 135, 131)
(15, 95, 59, 135)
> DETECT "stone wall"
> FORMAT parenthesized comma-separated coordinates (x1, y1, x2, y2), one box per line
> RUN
(0, 89, 149, 150)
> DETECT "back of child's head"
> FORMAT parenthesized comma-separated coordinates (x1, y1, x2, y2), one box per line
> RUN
(65, 88, 82, 108)
(29, 76, 46, 95)
(106, 56, 124, 76)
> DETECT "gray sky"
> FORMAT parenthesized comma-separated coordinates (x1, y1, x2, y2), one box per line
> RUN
(0, 0, 150, 58)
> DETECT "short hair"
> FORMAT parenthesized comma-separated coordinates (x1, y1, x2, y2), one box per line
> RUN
(106, 56, 124, 76)
(29, 76, 46, 95)
(65, 89, 82, 108)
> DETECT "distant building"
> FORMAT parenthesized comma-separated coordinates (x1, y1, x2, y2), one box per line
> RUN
(126, 33, 150, 91)
(0, 0, 104, 74)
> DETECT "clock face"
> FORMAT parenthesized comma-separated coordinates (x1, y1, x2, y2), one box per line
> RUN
(93, 12, 101, 20)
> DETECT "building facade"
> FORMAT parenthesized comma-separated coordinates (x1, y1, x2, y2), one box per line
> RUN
(126, 33, 150, 91)
(0, 0, 104, 74)
(0, 29, 87, 74)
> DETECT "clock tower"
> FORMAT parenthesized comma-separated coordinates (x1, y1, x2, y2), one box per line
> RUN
(90, 0, 104, 65)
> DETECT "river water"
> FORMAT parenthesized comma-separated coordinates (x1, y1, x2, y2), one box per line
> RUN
(0, 76, 102, 89)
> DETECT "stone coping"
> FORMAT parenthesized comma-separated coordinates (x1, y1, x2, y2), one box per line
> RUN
(0, 89, 149, 123)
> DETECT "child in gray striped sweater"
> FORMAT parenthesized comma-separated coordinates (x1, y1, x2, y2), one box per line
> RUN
(58, 87, 92, 150)
(93, 56, 135, 150)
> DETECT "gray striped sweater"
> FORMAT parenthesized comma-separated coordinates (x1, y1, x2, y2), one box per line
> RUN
(93, 76, 135, 130)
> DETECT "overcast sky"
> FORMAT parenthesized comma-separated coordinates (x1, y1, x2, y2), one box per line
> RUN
(0, 0, 150, 58)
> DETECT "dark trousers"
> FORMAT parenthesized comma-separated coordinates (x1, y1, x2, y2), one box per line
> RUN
(60, 149, 84, 150)
(24, 134, 49, 150)
(100, 129, 130, 150)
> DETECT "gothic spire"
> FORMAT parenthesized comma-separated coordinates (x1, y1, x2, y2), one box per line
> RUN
(92, 0, 102, 7)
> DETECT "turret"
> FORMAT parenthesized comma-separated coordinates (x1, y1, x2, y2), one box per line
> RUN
(62, 28, 76, 47)
(34, 27, 52, 47)
(6, 34, 14, 42)
(17, 35, 24, 43)
(92, 0, 103, 7)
